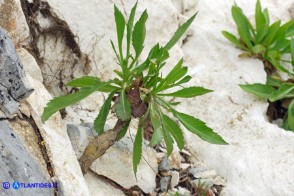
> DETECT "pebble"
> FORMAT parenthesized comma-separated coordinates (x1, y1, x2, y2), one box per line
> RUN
(189, 167, 207, 177)
(160, 176, 171, 192)
(159, 157, 170, 172)
(170, 171, 180, 189)
(213, 176, 226, 186)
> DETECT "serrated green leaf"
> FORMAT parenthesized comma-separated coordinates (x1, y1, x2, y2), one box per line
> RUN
(269, 84, 294, 102)
(67, 77, 118, 92)
(149, 127, 163, 146)
(158, 86, 212, 98)
(66, 76, 101, 88)
(116, 120, 131, 141)
(42, 88, 97, 122)
(162, 114, 184, 150)
(114, 5, 126, 58)
(175, 111, 228, 144)
(222, 31, 248, 50)
(115, 90, 131, 121)
(232, 5, 253, 49)
(133, 127, 143, 177)
(240, 83, 275, 99)
(164, 13, 197, 51)
(94, 91, 115, 134)
(132, 10, 148, 57)
(126, 2, 137, 59)
(287, 100, 294, 132)
(162, 123, 174, 156)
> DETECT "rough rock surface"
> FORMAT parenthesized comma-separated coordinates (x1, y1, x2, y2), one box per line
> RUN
(0, 120, 54, 196)
(0, 28, 33, 116)
(1, 0, 293, 195)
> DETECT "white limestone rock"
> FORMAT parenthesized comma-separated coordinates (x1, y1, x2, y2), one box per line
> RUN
(178, 0, 294, 195)
(90, 134, 158, 193)
(25, 75, 90, 196)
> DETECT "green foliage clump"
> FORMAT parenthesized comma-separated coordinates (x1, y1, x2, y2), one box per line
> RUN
(42, 2, 227, 175)
(222, 0, 294, 74)
(223, 0, 294, 132)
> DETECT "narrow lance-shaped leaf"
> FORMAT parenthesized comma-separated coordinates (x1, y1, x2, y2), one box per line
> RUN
(240, 83, 275, 99)
(268, 84, 294, 102)
(291, 38, 294, 69)
(222, 31, 248, 51)
(133, 127, 143, 177)
(175, 111, 228, 144)
(117, 120, 131, 141)
(114, 5, 126, 59)
(132, 10, 148, 57)
(67, 76, 101, 87)
(255, 0, 266, 31)
(162, 114, 184, 150)
(67, 77, 119, 92)
(94, 91, 116, 135)
(164, 13, 197, 51)
(126, 1, 137, 59)
(158, 86, 212, 98)
(115, 90, 131, 121)
(231, 5, 253, 49)
(42, 88, 97, 122)
(287, 100, 294, 132)
(150, 104, 164, 146)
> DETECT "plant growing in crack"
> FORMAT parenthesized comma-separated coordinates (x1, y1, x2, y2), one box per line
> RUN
(41, 2, 227, 175)
(222, 0, 294, 75)
(240, 39, 294, 131)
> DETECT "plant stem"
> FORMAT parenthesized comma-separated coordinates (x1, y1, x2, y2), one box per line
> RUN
(79, 119, 128, 175)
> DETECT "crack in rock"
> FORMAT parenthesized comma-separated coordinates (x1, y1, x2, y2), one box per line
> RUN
(20, 0, 90, 96)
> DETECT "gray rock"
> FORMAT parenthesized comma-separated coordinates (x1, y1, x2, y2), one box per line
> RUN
(160, 176, 171, 192)
(67, 123, 97, 159)
(159, 157, 170, 172)
(189, 167, 207, 177)
(0, 28, 34, 116)
(0, 120, 54, 195)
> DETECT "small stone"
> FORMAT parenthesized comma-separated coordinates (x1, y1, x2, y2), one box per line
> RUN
(197, 170, 217, 179)
(213, 176, 226, 186)
(170, 171, 180, 189)
(193, 179, 214, 188)
(177, 186, 191, 195)
(180, 163, 191, 170)
(189, 168, 217, 179)
(189, 167, 207, 177)
(156, 152, 166, 160)
(160, 176, 171, 192)
(159, 157, 170, 172)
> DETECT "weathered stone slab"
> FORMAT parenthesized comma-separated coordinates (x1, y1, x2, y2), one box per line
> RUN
(0, 120, 54, 195)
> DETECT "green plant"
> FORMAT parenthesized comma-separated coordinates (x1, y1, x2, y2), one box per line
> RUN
(41, 2, 227, 175)
(222, 0, 294, 74)
(240, 39, 294, 131)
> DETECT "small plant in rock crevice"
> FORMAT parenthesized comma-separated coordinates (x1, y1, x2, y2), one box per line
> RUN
(223, 0, 294, 132)
(240, 39, 294, 131)
(41, 2, 227, 176)
(222, 0, 294, 75)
